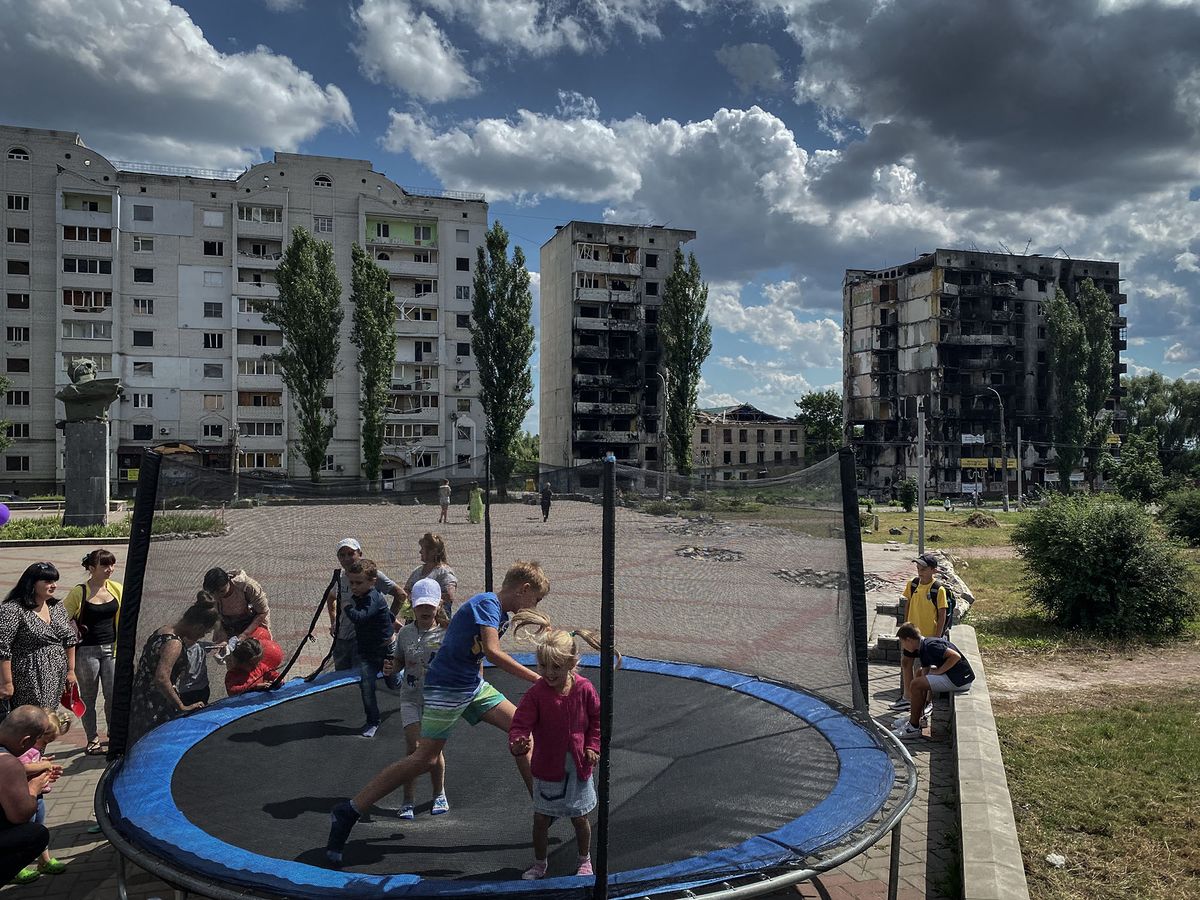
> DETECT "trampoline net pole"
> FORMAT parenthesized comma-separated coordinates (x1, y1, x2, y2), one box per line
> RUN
(594, 457, 615, 900)
(484, 449, 493, 593)
(106, 448, 162, 760)
(839, 447, 871, 713)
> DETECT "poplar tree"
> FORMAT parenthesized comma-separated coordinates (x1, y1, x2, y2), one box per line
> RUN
(471, 221, 534, 496)
(264, 226, 343, 481)
(660, 249, 712, 477)
(1047, 278, 1114, 491)
(349, 243, 396, 487)
(0, 376, 11, 454)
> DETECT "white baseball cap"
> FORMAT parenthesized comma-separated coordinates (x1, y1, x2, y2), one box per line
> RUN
(337, 538, 362, 552)
(411, 577, 442, 607)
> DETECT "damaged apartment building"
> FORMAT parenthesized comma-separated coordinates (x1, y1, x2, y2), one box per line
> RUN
(540, 221, 697, 478)
(844, 249, 1127, 499)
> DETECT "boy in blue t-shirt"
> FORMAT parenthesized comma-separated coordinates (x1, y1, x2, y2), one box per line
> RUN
(326, 560, 549, 864)
(344, 559, 393, 739)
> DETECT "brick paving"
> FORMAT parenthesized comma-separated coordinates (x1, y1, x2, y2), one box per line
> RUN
(0, 505, 957, 898)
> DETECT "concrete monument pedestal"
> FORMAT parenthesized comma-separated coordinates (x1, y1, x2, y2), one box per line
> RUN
(63, 421, 112, 526)
(56, 358, 123, 528)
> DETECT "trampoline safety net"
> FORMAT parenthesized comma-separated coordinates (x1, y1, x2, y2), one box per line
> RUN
(101, 449, 914, 900)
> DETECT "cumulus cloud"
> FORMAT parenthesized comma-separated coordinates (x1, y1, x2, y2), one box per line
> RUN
(1183, 368, 1200, 382)
(555, 90, 600, 119)
(1164, 341, 1198, 363)
(0, 0, 352, 168)
(1174, 250, 1200, 272)
(716, 42, 786, 93)
(352, 0, 478, 101)
(707, 281, 841, 363)
(781, 0, 1200, 213)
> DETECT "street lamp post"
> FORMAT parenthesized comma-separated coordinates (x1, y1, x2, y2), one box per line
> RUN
(656, 369, 670, 499)
(985, 387, 1009, 512)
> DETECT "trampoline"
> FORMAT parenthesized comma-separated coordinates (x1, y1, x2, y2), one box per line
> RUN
(98, 451, 916, 899)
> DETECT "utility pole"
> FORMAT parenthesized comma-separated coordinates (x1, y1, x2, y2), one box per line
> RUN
(230, 425, 240, 503)
(917, 396, 926, 553)
(1016, 425, 1023, 510)
(986, 387, 1009, 512)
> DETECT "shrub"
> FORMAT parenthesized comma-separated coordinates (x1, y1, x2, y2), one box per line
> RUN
(0, 513, 224, 541)
(1106, 428, 1165, 504)
(897, 478, 917, 512)
(28, 494, 65, 502)
(1160, 488, 1200, 547)
(164, 495, 206, 510)
(643, 501, 679, 516)
(1011, 494, 1196, 638)
(859, 508, 874, 529)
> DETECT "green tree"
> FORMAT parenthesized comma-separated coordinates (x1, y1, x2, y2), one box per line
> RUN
(1012, 494, 1195, 637)
(349, 243, 396, 487)
(795, 389, 841, 462)
(510, 431, 539, 463)
(1105, 428, 1164, 504)
(897, 477, 917, 512)
(1047, 278, 1113, 491)
(660, 249, 712, 477)
(1121, 373, 1200, 474)
(263, 226, 343, 481)
(471, 221, 534, 497)
(0, 375, 11, 455)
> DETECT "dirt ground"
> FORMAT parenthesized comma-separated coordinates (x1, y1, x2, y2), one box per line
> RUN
(987, 642, 1200, 708)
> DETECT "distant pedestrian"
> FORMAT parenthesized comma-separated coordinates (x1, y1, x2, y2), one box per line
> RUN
(468, 484, 484, 524)
(943, 497, 952, 514)
(540, 483, 553, 523)
(438, 479, 451, 525)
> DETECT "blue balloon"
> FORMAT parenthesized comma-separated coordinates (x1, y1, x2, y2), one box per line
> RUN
(0, 503, 9, 527)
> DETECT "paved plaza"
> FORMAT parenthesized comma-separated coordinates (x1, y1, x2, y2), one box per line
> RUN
(0, 503, 955, 898)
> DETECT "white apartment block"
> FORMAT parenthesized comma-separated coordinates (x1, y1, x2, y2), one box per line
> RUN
(0, 125, 488, 494)
(539, 221, 696, 476)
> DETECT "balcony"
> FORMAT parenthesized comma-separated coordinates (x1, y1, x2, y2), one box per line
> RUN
(573, 401, 638, 416)
(62, 272, 113, 291)
(379, 258, 438, 278)
(236, 218, 284, 239)
(939, 334, 1016, 347)
(574, 429, 640, 443)
(237, 403, 285, 419)
(62, 240, 112, 258)
(368, 235, 438, 250)
(235, 307, 279, 330)
(572, 258, 642, 277)
(236, 281, 279, 299)
(574, 316, 640, 332)
(237, 251, 281, 271)
(573, 345, 607, 359)
(575, 287, 609, 303)
(60, 208, 113, 229)
(395, 350, 439, 365)
(959, 282, 1017, 298)
(574, 373, 615, 387)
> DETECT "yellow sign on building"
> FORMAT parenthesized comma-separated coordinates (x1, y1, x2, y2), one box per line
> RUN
(990, 458, 1018, 469)
(960, 457, 989, 468)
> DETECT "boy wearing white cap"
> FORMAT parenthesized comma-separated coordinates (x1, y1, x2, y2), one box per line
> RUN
(327, 538, 409, 671)
(384, 578, 449, 818)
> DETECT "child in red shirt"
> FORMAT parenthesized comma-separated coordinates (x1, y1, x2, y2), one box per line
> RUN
(508, 618, 604, 880)
(224, 636, 283, 695)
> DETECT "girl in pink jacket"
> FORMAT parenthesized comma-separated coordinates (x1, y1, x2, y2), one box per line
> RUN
(508, 620, 603, 881)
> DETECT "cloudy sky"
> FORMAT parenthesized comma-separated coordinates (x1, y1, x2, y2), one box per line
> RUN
(4, 0, 1200, 426)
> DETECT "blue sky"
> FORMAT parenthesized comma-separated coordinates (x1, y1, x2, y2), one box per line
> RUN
(3, 0, 1200, 431)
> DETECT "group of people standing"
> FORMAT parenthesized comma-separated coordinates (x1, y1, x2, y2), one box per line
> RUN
(0, 550, 124, 883)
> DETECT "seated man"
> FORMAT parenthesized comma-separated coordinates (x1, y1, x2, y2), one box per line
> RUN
(892, 622, 974, 740)
(0, 706, 55, 883)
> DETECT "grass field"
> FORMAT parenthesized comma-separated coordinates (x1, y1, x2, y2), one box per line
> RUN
(996, 684, 1200, 900)
(862, 507, 1029, 548)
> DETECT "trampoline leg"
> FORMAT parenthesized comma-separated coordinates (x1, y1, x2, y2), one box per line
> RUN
(887, 820, 902, 900)
(115, 852, 129, 900)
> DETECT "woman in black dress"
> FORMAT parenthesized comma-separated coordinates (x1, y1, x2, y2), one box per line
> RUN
(127, 593, 219, 746)
(0, 563, 78, 718)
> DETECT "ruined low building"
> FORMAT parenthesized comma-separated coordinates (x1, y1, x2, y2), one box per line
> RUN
(843, 249, 1126, 498)
(692, 404, 805, 481)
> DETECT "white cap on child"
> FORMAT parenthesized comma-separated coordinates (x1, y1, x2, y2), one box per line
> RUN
(411, 577, 442, 607)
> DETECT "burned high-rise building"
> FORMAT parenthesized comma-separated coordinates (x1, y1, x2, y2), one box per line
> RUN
(843, 249, 1127, 499)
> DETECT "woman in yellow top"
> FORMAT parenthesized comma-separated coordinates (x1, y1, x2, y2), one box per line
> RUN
(63, 549, 122, 755)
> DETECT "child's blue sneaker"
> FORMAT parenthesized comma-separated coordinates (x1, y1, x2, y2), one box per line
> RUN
(326, 800, 360, 864)
(398, 804, 415, 820)
(431, 794, 450, 815)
